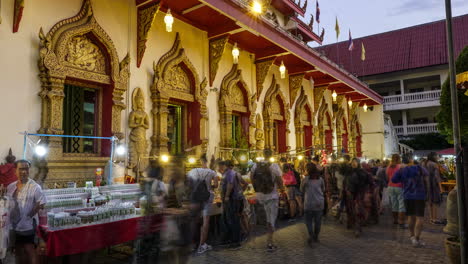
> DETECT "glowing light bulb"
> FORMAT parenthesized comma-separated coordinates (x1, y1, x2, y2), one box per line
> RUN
(252, 1, 262, 14)
(269, 157, 276, 163)
(161, 154, 170, 163)
(279, 61, 286, 79)
(297, 155, 304, 161)
(332, 90, 337, 102)
(232, 43, 239, 64)
(348, 99, 353, 107)
(164, 9, 174, 32)
(35, 145, 47, 157)
(188, 157, 196, 164)
(116, 145, 126, 156)
(256, 156, 264, 162)
(239, 155, 247, 162)
(363, 103, 368, 112)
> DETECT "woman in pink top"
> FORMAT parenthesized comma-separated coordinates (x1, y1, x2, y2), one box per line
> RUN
(386, 154, 406, 227)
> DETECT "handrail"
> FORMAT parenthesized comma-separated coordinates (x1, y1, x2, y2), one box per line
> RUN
(384, 90, 441, 105)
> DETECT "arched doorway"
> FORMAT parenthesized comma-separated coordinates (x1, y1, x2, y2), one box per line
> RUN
(151, 33, 208, 157)
(349, 113, 363, 157)
(263, 75, 290, 154)
(294, 88, 313, 154)
(219, 64, 256, 158)
(37, 0, 130, 187)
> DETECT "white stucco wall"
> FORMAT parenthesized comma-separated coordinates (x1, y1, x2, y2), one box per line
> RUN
(359, 104, 385, 159)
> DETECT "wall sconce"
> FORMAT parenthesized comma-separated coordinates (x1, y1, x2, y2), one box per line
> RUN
(164, 9, 174, 32)
(232, 43, 240, 64)
(279, 61, 286, 79)
(332, 90, 337, 102)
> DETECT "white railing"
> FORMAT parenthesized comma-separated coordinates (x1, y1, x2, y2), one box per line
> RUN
(394, 123, 439, 136)
(384, 90, 441, 105)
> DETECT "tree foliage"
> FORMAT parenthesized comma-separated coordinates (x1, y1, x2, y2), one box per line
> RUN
(436, 45, 468, 144)
(399, 133, 451, 150)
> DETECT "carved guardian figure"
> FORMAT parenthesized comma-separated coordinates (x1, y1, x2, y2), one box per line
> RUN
(128, 88, 149, 173)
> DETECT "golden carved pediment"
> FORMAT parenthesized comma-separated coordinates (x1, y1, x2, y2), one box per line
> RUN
(65, 35, 106, 73)
(166, 65, 191, 94)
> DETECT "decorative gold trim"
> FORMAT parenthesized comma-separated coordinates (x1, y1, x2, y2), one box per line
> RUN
(137, 2, 160, 67)
(255, 58, 275, 99)
(289, 73, 304, 107)
(209, 35, 229, 86)
(150, 33, 208, 156)
(36, 0, 130, 185)
(313, 85, 326, 112)
(218, 64, 256, 153)
(294, 88, 313, 150)
(263, 75, 290, 151)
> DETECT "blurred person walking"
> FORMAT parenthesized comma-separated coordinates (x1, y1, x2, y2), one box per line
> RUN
(386, 154, 406, 228)
(250, 149, 283, 252)
(187, 154, 218, 254)
(422, 152, 443, 225)
(392, 153, 430, 247)
(301, 163, 325, 246)
(220, 160, 242, 249)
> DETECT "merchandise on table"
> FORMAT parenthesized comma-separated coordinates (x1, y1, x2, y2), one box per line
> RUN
(42, 184, 141, 230)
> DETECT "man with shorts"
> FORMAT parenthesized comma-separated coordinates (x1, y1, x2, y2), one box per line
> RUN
(7, 160, 46, 264)
(392, 153, 429, 247)
(187, 154, 218, 254)
(250, 149, 283, 252)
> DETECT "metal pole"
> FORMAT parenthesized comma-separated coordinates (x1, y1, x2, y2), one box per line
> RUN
(22, 132, 28, 159)
(445, 0, 467, 262)
(109, 137, 115, 186)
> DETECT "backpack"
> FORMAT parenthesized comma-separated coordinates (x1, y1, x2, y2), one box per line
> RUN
(190, 170, 211, 203)
(282, 165, 297, 186)
(252, 162, 275, 194)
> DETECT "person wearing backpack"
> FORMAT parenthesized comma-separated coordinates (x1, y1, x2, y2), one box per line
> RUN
(187, 154, 218, 254)
(249, 149, 283, 252)
(220, 160, 243, 249)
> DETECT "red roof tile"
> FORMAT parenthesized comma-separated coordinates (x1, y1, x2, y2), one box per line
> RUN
(315, 14, 468, 77)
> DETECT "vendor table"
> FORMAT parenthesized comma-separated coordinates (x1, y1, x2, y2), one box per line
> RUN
(39, 214, 163, 257)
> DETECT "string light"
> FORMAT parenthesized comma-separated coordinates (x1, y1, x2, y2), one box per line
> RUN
(232, 43, 239, 64)
(279, 61, 286, 79)
(164, 9, 174, 32)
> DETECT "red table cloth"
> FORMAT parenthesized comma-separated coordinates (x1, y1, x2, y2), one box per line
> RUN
(39, 215, 163, 257)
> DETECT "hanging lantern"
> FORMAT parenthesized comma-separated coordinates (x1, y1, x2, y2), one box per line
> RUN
(232, 43, 240, 64)
(279, 61, 286, 79)
(332, 90, 337, 102)
(363, 103, 368, 112)
(164, 9, 174, 32)
(348, 99, 353, 107)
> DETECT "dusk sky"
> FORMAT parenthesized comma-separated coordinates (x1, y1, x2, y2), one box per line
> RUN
(304, 0, 468, 46)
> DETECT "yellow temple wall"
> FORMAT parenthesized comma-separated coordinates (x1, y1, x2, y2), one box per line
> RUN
(359, 104, 386, 159)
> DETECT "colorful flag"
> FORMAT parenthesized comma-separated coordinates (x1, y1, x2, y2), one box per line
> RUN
(348, 29, 354, 51)
(316, 0, 320, 23)
(361, 42, 366, 61)
(335, 16, 340, 40)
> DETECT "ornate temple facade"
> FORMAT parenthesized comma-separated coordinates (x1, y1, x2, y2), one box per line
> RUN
(0, 0, 384, 186)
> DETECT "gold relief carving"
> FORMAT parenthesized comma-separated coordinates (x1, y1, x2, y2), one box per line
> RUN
(209, 36, 229, 86)
(336, 95, 345, 108)
(271, 98, 281, 118)
(289, 74, 304, 107)
(313, 86, 326, 111)
(255, 114, 265, 150)
(137, 2, 160, 67)
(151, 33, 207, 156)
(128, 88, 150, 173)
(218, 64, 255, 148)
(255, 58, 275, 99)
(37, 0, 130, 184)
(294, 88, 312, 149)
(166, 66, 191, 94)
(65, 36, 106, 73)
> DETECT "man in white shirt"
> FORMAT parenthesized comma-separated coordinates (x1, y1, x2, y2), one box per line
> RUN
(187, 154, 218, 254)
(250, 149, 283, 252)
(7, 160, 45, 264)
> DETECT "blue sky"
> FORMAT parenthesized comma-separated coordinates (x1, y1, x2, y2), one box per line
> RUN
(303, 0, 468, 46)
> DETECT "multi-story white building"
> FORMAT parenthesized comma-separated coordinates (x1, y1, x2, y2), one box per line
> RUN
(318, 14, 468, 139)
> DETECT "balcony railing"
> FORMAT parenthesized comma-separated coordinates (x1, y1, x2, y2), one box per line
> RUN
(394, 123, 439, 136)
(384, 90, 441, 105)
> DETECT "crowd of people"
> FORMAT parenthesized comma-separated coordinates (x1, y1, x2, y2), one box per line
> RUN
(0, 148, 449, 264)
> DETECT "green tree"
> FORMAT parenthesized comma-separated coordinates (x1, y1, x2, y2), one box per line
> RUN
(437, 45, 468, 144)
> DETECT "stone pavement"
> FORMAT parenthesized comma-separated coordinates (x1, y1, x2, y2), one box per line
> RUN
(190, 213, 448, 264)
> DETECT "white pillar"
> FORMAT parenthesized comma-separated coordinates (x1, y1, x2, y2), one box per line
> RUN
(400, 79, 405, 101)
(402, 110, 408, 136)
